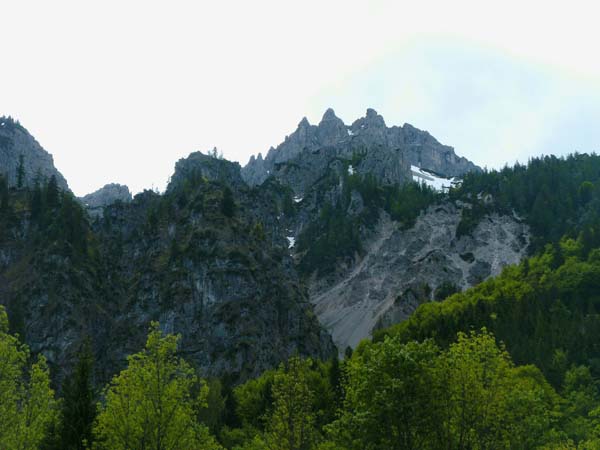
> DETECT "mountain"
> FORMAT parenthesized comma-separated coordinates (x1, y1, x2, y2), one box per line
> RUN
(0, 147, 334, 386)
(0, 110, 501, 383)
(242, 108, 479, 190)
(81, 183, 132, 208)
(240, 109, 520, 352)
(0, 116, 69, 191)
(4, 112, 600, 448)
(80, 183, 132, 217)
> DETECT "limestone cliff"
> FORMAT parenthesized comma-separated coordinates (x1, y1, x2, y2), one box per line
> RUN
(242, 108, 479, 190)
(0, 116, 69, 191)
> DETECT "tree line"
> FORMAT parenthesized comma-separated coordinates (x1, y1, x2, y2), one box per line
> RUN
(4, 301, 600, 449)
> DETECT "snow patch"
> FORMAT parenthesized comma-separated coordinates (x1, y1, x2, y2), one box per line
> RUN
(347, 128, 354, 136)
(411, 165, 460, 193)
(293, 195, 303, 203)
(287, 236, 295, 248)
(348, 165, 355, 175)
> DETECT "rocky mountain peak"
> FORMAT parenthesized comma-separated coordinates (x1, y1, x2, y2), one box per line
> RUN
(80, 183, 132, 217)
(320, 108, 339, 123)
(0, 116, 69, 191)
(240, 108, 481, 188)
(168, 150, 244, 192)
(81, 183, 132, 208)
(359, 108, 386, 128)
(317, 107, 347, 146)
(298, 117, 311, 128)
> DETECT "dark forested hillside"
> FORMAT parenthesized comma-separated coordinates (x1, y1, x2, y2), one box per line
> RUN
(0, 154, 334, 390)
(452, 153, 600, 251)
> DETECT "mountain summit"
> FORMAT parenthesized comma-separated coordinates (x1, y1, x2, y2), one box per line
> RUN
(241, 108, 480, 189)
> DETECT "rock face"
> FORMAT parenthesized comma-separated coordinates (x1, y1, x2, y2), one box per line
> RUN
(240, 109, 494, 353)
(309, 204, 529, 352)
(0, 150, 334, 386)
(0, 114, 518, 389)
(242, 108, 480, 189)
(168, 151, 246, 192)
(92, 170, 335, 381)
(81, 184, 132, 216)
(0, 116, 69, 190)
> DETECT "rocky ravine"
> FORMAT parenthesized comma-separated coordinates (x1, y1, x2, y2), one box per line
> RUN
(309, 203, 529, 353)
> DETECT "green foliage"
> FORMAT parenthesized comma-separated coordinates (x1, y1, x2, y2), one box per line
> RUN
(251, 221, 266, 241)
(327, 338, 440, 449)
(455, 200, 488, 238)
(25, 177, 92, 258)
(59, 341, 96, 450)
(297, 165, 438, 276)
(93, 322, 222, 450)
(17, 153, 25, 188)
(226, 358, 341, 449)
(452, 153, 600, 251)
(198, 378, 227, 436)
(233, 369, 276, 432)
(434, 280, 460, 300)
(297, 201, 361, 275)
(329, 330, 556, 450)
(221, 187, 235, 218)
(0, 305, 58, 449)
(383, 181, 439, 227)
(0, 174, 17, 242)
(263, 356, 318, 450)
(561, 365, 600, 442)
(432, 331, 555, 449)
(376, 243, 600, 389)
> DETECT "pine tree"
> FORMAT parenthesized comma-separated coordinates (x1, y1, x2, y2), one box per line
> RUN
(46, 175, 59, 209)
(30, 183, 43, 224)
(221, 187, 235, 218)
(60, 340, 96, 450)
(0, 175, 9, 212)
(16, 154, 25, 188)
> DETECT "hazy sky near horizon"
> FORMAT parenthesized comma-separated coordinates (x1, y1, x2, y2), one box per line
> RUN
(3, 0, 600, 196)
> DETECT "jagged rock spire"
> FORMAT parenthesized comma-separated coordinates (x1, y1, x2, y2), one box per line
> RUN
(363, 108, 386, 128)
(298, 117, 311, 128)
(240, 107, 481, 187)
(320, 108, 339, 122)
(317, 108, 347, 146)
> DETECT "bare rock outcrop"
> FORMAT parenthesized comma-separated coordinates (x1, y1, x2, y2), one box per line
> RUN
(0, 116, 69, 190)
(309, 203, 529, 352)
(242, 108, 480, 189)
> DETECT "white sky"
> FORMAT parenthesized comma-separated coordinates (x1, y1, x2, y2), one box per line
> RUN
(2, 0, 600, 195)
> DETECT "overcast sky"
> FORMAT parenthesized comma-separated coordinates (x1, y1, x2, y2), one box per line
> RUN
(3, 1, 600, 196)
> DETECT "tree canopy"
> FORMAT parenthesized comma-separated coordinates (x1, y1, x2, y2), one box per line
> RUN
(93, 322, 222, 450)
(0, 306, 57, 450)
